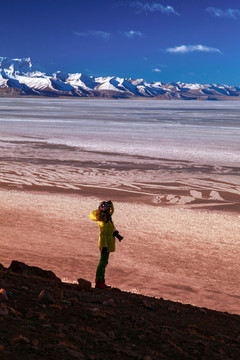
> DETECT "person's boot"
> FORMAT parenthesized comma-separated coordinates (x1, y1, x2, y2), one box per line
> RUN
(95, 279, 106, 289)
(102, 278, 111, 288)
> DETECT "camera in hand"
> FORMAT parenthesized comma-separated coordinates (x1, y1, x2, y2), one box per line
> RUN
(113, 230, 124, 241)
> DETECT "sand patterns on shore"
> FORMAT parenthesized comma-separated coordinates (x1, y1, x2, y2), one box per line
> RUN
(1, 140, 240, 212)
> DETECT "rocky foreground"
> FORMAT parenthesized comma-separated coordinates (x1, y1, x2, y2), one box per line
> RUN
(0, 261, 240, 360)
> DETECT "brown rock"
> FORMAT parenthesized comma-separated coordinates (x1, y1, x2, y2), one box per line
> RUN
(103, 298, 115, 307)
(9, 260, 61, 282)
(142, 300, 154, 311)
(77, 278, 92, 290)
(12, 335, 30, 344)
(8, 307, 23, 318)
(38, 290, 55, 305)
(0, 304, 9, 315)
(0, 263, 6, 272)
(0, 289, 8, 301)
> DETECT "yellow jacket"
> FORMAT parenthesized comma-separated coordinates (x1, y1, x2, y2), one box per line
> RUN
(90, 203, 115, 252)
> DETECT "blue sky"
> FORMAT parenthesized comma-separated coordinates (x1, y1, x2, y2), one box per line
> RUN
(1, 0, 240, 84)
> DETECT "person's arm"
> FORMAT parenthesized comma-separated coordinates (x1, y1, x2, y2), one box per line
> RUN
(90, 209, 107, 222)
(90, 210, 98, 221)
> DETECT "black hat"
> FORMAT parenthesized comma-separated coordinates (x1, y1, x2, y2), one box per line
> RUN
(99, 201, 111, 212)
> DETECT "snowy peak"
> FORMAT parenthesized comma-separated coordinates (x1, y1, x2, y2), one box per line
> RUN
(0, 57, 33, 76)
(53, 71, 69, 82)
(0, 56, 239, 100)
(66, 73, 97, 90)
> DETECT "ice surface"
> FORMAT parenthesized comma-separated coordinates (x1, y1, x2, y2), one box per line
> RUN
(0, 98, 240, 166)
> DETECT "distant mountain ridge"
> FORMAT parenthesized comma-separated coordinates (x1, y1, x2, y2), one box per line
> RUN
(0, 56, 240, 100)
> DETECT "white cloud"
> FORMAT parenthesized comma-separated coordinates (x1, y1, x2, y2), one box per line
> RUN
(124, 30, 144, 38)
(206, 7, 240, 19)
(152, 68, 162, 72)
(75, 30, 111, 40)
(130, 2, 179, 15)
(167, 45, 221, 54)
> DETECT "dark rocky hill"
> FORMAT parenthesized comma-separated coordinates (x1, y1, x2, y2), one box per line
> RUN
(0, 261, 240, 360)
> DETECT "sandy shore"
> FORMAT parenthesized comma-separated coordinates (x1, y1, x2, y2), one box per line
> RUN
(0, 187, 240, 315)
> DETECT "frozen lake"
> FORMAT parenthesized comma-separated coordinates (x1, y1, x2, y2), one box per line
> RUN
(0, 97, 240, 166)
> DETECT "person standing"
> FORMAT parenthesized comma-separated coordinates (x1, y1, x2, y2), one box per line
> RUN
(90, 200, 123, 289)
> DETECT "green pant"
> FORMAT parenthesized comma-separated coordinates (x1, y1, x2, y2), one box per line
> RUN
(96, 251, 110, 282)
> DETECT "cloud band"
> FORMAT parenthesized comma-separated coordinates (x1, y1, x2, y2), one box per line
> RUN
(75, 30, 111, 40)
(124, 30, 144, 38)
(206, 7, 240, 19)
(131, 2, 179, 15)
(167, 45, 221, 54)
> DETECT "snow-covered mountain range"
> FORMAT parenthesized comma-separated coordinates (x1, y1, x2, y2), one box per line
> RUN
(0, 57, 240, 100)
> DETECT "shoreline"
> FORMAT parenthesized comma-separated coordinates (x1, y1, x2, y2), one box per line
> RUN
(1, 165, 240, 214)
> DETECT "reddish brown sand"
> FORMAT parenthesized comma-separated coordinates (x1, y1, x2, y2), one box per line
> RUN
(0, 186, 239, 315)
